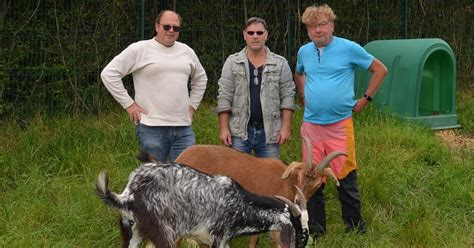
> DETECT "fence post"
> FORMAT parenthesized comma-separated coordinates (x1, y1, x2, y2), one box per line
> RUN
(140, 0, 145, 40)
(403, 0, 408, 38)
(287, 0, 292, 60)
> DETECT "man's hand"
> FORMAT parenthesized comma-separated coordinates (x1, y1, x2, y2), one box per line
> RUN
(352, 97, 369, 113)
(276, 127, 291, 144)
(218, 112, 232, 146)
(297, 95, 305, 107)
(277, 109, 293, 144)
(189, 106, 196, 121)
(219, 127, 232, 146)
(126, 102, 148, 124)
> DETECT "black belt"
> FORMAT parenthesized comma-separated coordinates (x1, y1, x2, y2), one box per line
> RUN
(248, 122, 264, 128)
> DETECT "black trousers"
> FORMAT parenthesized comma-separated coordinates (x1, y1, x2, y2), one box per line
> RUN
(307, 170, 366, 235)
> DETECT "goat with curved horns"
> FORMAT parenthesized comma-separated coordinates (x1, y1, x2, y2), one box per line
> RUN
(96, 153, 309, 248)
(175, 136, 345, 204)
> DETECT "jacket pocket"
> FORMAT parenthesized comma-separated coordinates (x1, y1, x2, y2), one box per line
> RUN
(270, 110, 282, 139)
(229, 108, 244, 136)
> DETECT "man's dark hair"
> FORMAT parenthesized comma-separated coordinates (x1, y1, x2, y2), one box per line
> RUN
(155, 10, 182, 24)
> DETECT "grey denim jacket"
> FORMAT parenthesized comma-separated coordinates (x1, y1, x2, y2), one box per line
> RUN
(216, 47, 296, 144)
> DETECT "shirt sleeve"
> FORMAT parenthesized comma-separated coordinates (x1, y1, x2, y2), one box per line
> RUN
(100, 43, 139, 109)
(216, 56, 235, 114)
(295, 47, 305, 75)
(188, 50, 208, 110)
(279, 60, 296, 111)
(350, 41, 374, 70)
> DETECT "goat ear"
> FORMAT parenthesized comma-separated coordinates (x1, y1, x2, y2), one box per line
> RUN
(296, 167, 306, 189)
(282, 162, 304, 179)
(136, 150, 158, 163)
(136, 150, 150, 162)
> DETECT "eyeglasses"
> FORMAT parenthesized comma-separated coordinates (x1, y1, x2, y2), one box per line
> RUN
(253, 68, 259, 85)
(310, 21, 331, 29)
(246, 31, 265, 36)
(316, 21, 330, 28)
(159, 24, 181, 32)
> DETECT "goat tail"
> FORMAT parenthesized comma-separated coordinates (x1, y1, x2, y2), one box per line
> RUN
(95, 171, 129, 210)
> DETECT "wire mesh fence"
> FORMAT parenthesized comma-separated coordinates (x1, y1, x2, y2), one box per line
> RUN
(1, 0, 472, 119)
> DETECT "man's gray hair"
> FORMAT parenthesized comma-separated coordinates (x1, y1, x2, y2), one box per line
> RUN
(245, 17, 267, 30)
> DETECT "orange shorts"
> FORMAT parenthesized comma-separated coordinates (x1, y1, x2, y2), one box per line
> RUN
(301, 117, 357, 179)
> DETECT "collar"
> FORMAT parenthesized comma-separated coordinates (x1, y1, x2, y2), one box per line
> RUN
(313, 35, 336, 51)
(154, 37, 175, 48)
(235, 46, 278, 66)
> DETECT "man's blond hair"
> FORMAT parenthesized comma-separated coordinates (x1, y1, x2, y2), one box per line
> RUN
(301, 4, 336, 25)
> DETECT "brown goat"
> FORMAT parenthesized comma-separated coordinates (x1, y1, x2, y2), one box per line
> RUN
(175, 140, 345, 201)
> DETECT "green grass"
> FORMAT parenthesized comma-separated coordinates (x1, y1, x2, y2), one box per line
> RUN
(1, 91, 473, 247)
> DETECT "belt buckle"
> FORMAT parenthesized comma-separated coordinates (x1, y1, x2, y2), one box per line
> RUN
(250, 122, 263, 128)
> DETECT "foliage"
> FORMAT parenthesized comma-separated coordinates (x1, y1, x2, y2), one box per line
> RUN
(0, 0, 473, 118)
(0, 97, 473, 247)
(457, 89, 474, 133)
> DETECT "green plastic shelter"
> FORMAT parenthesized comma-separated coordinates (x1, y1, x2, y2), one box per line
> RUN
(355, 38, 460, 129)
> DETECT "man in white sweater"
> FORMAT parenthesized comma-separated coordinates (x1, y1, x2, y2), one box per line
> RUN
(101, 10, 208, 162)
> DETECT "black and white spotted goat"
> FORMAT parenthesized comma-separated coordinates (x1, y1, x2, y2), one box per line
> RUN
(95, 152, 309, 248)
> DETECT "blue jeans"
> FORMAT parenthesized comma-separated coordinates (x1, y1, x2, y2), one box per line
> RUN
(136, 124, 196, 162)
(231, 127, 279, 158)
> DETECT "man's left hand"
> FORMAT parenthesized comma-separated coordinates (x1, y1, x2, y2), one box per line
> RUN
(277, 127, 291, 144)
(189, 106, 196, 120)
(352, 97, 369, 113)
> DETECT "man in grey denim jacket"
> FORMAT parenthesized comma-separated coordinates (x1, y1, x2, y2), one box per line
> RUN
(216, 17, 296, 159)
(216, 17, 296, 247)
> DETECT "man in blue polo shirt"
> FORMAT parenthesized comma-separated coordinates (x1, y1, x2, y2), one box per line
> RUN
(295, 4, 388, 237)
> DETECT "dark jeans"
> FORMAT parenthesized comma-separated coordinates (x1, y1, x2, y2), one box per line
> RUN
(307, 170, 366, 236)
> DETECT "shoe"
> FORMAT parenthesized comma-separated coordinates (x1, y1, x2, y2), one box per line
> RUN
(309, 225, 326, 239)
(344, 223, 367, 234)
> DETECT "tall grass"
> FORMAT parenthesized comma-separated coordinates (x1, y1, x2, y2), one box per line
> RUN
(1, 92, 472, 247)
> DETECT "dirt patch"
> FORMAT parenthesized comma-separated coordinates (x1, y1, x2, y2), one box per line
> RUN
(435, 129, 474, 151)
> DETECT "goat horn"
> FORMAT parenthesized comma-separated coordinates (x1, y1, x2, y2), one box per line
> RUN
(322, 168, 340, 186)
(301, 136, 312, 169)
(293, 185, 307, 211)
(315, 151, 347, 174)
(275, 196, 302, 217)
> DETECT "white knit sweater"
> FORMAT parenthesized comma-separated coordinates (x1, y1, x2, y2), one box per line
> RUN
(101, 38, 208, 126)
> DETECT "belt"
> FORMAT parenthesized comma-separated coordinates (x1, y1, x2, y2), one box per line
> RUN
(248, 121, 264, 128)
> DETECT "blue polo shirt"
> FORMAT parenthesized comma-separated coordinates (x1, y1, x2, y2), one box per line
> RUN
(296, 36, 373, 124)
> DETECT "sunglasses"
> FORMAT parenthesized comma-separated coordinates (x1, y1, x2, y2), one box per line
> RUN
(253, 69, 259, 85)
(159, 24, 181, 32)
(253, 66, 264, 85)
(246, 31, 265, 36)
